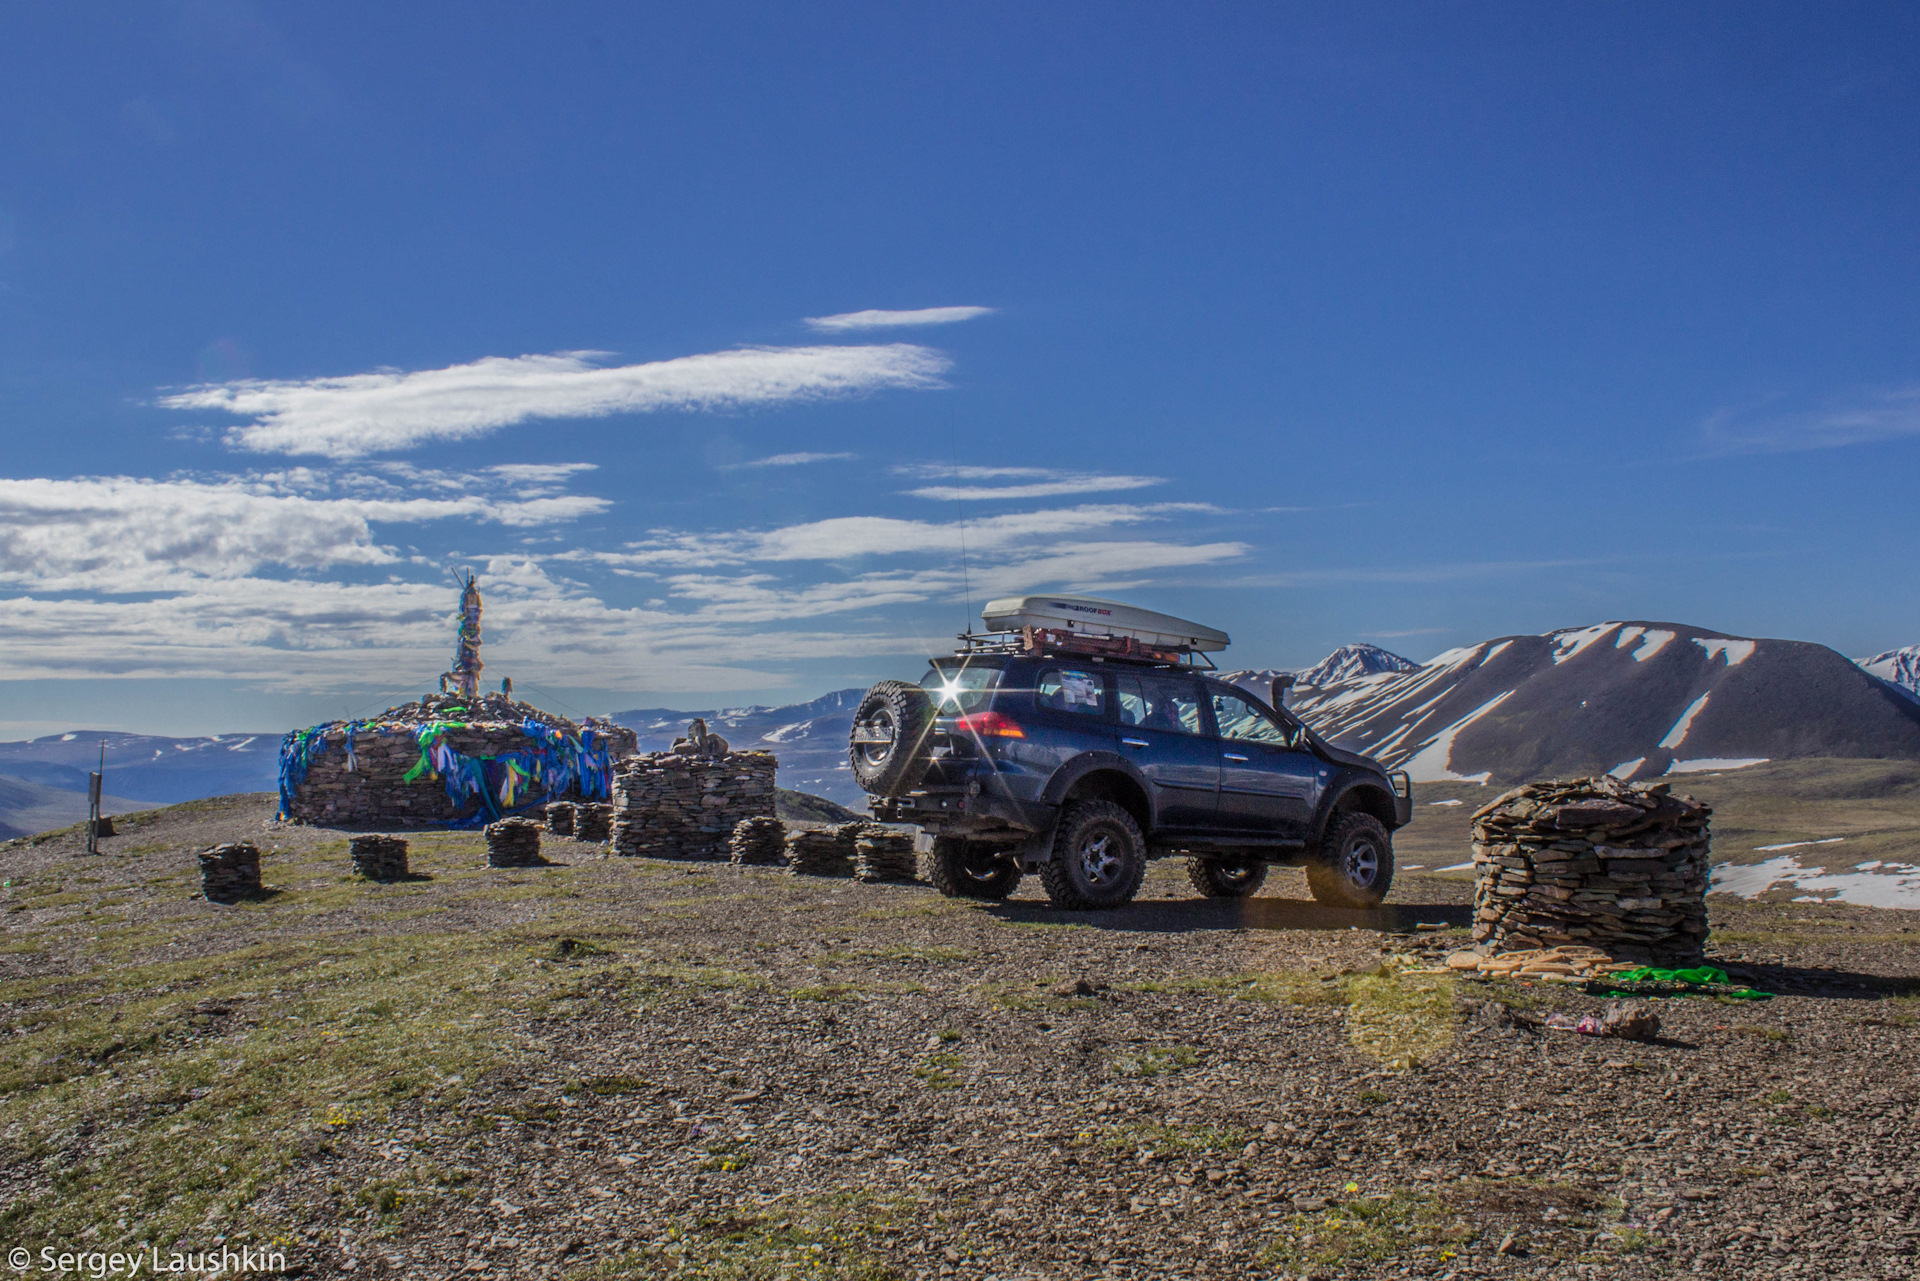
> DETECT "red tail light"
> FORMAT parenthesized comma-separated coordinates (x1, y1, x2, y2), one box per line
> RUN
(954, 711, 1025, 739)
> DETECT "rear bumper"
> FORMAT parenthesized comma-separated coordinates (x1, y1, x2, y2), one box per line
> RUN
(869, 787, 1055, 836)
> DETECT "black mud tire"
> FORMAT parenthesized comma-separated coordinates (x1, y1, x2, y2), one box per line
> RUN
(848, 680, 936, 797)
(926, 838, 1022, 901)
(1306, 811, 1395, 909)
(1039, 800, 1148, 910)
(1186, 855, 1268, 898)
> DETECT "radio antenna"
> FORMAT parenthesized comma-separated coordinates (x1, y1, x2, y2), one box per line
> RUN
(950, 444, 973, 634)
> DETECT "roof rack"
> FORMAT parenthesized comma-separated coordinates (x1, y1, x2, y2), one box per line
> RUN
(955, 627, 1217, 669)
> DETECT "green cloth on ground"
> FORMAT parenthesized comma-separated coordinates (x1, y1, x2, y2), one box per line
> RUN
(1584, 965, 1773, 1000)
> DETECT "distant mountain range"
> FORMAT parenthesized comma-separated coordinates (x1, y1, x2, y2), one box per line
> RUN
(1859, 645, 1920, 702)
(611, 689, 868, 805)
(1277, 622, 1920, 785)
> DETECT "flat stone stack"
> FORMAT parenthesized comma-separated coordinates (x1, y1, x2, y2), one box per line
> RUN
(574, 803, 614, 843)
(545, 802, 577, 836)
(852, 830, 918, 883)
(349, 834, 409, 880)
(729, 816, 787, 866)
(199, 842, 262, 901)
(485, 817, 545, 868)
(784, 827, 853, 877)
(609, 751, 778, 860)
(1470, 777, 1712, 965)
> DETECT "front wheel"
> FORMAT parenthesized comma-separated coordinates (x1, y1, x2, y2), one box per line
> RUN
(1306, 812, 1395, 909)
(926, 838, 1022, 901)
(1039, 800, 1147, 910)
(1187, 856, 1268, 898)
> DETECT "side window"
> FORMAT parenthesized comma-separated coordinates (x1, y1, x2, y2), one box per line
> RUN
(1116, 674, 1203, 735)
(1210, 690, 1297, 747)
(1036, 668, 1106, 716)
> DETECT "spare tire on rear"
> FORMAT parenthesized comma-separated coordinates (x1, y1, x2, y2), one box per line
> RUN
(848, 680, 936, 796)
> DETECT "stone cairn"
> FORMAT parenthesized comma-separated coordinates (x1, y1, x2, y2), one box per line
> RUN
(1463, 777, 1711, 968)
(574, 803, 614, 844)
(729, 816, 787, 866)
(485, 817, 545, 868)
(852, 829, 918, 883)
(784, 827, 853, 877)
(349, 834, 409, 880)
(609, 751, 778, 860)
(199, 841, 262, 901)
(545, 801, 577, 836)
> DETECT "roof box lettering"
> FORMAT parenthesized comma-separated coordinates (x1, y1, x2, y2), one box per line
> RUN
(979, 595, 1230, 654)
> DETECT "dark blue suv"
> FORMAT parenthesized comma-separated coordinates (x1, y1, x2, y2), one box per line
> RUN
(849, 648, 1413, 910)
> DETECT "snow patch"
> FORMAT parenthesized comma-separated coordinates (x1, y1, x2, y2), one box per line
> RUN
(1694, 637, 1756, 666)
(1428, 799, 1463, 807)
(1608, 758, 1646, 780)
(1550, 623, 1619, 665)
(59, 733, 76, 741)
(1754, 837, 1845, 852)
(1658, 693, 1711, 749)
(761, 721, 813, 743)
(1437, 862, 1475, 872)
(226, 737, 256, 752)
(1630, 630, 1675, 661)
(1400, 691, 1513, 784)
(1711, 856, 1920, 909)
(1667, 757, 1768, 774)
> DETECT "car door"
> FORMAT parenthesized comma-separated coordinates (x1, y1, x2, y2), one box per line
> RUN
(1114, 672, 1218, 832)
(1027, 664, 1118, 769)
(1208, 686, 1322, 838)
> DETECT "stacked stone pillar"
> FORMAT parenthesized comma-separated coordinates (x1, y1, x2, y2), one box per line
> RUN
(609, 751, 777, 859)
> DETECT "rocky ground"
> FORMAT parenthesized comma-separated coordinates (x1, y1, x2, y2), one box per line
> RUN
(2, 795, 1917, 1279)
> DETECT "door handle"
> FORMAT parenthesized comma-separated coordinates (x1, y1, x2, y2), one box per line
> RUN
(1222, 752, 1249, 762)
(1120, 737, 1149, 748)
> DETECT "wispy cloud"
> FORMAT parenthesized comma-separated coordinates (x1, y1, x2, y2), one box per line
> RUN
(1703, 386, 1920, 454)
(722, 451, 857, 470)
(0, 473, 607, 592)
(162, 345, 950, 459)
(906, 473, 1163, 502)
(805, 306, 994, 332)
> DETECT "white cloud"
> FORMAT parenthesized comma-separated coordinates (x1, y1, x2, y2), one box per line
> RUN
(0, 474, 607, 591)
(805, 306, 994, 332)
(906, 474, 1163, 502)
(722, 452, 857, 469)
(162, 344, 951, 459)
(891, 464, 1053, 480)
(1703, 387, 1920, 454)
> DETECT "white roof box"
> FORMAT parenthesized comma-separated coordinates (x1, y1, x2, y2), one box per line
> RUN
(980, 595, 1230, 654)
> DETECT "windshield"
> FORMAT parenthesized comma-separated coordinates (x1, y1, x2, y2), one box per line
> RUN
(921, 659, 1004, 714)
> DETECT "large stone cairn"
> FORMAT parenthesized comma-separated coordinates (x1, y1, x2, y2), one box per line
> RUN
(349, 834, 409, 880)
(784, 827, 853, 877)
(852, 829, 918, 883)
(1469, 776, 1711, 965)
(485, 817, 545, 868)
(729, 816, 787, 866)
(574, 803, 614, 843)
(545, 802, 576, 836)
(199, 842, 262, 901)
(609, 751, 777, 859)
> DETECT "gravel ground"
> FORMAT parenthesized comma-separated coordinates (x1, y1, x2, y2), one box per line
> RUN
(3, 795, 1917, 1280)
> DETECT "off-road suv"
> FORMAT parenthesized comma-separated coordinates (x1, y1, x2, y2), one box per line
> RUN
(848, 637, 1413, 911)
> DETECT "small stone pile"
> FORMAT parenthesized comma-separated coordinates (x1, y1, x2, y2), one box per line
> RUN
(574, 803, 614, 843)
(1470, 776, 1711, 965)
(1440, 944, 1634, 980)
(784, 827, 853, 877)
(349, 834, 409, 880)
(545, 802, 577, 836)
(610, 751, 778, 859)
(729, 816, 787, 866)
(199, 841, 262, 901)
(852, 829, 918, 883)
(486, 817, 545, 868)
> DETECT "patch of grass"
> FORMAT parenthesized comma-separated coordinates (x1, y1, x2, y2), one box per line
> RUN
(1344, 970, 1458, 1069)
(912, 1052, 963, 1090)
(1261, 1189, 1477, 1270)
(588, 1192, 916, 1279)
(701, 1138, 756, 1172)
(980, 982, 1101, 1014)
(1356, 1088, 1390, 1106)
(826, 944, 972, 963)
(1731, 1024, 1789, 1042)
(933, 1028, 962, 1043)
(1135, 968, 1349, 1007)
(1108, 1044, 1204, 1077)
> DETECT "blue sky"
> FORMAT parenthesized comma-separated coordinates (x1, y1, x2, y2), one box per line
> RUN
(3, 2, 1919, 737)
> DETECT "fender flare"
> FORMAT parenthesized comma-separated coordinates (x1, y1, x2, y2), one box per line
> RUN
(1313, 777, 1400, 848)
(1040, 751, 1159, 831)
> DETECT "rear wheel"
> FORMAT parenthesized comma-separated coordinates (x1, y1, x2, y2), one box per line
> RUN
(1039, 800, 1148, 910)
(1307, 812, 1395, 908)
(847, 680, 936, 796)
(1186, 855, 1268, 898)
(926, 838, 1022, 901)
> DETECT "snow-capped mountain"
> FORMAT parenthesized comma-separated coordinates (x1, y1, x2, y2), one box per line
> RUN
(0, 731, 281, 803)
(1291, 622, 1920, 785)
(1294, 643, 1418, 687)
(1859, 646, 1920, 702)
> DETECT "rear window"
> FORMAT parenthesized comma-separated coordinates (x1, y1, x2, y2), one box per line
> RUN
(921, 660, 1004, 714)
(1036, 667, 1106, 716)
